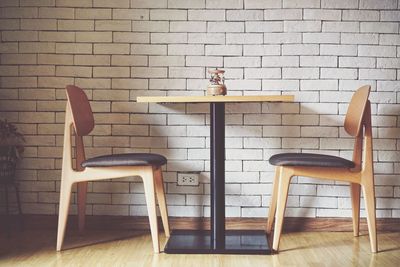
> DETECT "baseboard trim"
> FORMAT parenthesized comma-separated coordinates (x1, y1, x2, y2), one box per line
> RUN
(2, 215, 400, 232)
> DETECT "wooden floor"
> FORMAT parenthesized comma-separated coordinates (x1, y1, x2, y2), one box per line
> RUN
(0, 229, 399, 266)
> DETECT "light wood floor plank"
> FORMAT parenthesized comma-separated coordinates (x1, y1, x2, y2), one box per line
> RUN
(0, 230, 399, 266)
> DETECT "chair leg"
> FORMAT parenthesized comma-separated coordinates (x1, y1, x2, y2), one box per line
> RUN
(272, 167, 292, 252)
(350, 183, 361, 237)
(154, 168, 170, 237)
(56, 180, 73, 251)
(267, 167, 280, 234)
(362, 177, 377, 253)
(77, 182, 88, 233)
(142, 169, 160, 253)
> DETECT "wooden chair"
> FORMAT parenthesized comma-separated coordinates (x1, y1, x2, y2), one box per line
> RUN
(266, 85, 377, 253)
(57, 85, 170, 253)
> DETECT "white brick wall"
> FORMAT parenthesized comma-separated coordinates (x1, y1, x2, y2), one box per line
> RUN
(0, 0, 399, 218)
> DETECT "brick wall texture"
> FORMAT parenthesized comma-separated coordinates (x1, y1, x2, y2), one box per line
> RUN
(0, 0, 399, 218)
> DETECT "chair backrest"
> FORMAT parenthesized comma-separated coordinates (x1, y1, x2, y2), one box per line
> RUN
(344, 85, 371, 137)
(65, 85, 95, 136)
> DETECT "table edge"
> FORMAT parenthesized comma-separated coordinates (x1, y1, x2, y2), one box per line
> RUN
(136, 95, 295, 103)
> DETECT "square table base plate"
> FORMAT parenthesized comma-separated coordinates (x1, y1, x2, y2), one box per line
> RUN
(164, 230, 271, 255)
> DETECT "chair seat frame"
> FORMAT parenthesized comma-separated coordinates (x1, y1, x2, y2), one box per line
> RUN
(267, 87, 377, 253)
(57, 92, 169, 253)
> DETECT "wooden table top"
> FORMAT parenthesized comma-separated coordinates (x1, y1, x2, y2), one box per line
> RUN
(136, 95, 294, 103)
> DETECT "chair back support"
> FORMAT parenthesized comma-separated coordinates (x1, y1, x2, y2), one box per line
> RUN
(344, 85, 371, 137)
(65, 85, 95, 136)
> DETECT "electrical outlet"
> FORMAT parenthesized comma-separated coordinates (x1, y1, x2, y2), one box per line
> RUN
(177, 173, 199, 186)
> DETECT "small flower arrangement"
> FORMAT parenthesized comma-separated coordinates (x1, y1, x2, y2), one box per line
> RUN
(207, 68, 227, 96)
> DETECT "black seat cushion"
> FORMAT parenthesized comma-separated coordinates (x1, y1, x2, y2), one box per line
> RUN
(82, 153, 167, 168)
(269, 153, 355, 168)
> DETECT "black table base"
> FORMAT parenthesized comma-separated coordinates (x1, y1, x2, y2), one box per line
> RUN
(164, 102, 270, 255)
(164, 230, 271, 254)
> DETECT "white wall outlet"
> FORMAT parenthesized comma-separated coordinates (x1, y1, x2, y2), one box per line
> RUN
(177, 173, 199, 186)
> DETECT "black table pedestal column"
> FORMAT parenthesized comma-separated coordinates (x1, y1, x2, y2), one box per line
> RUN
(210, 102, 225, 250)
